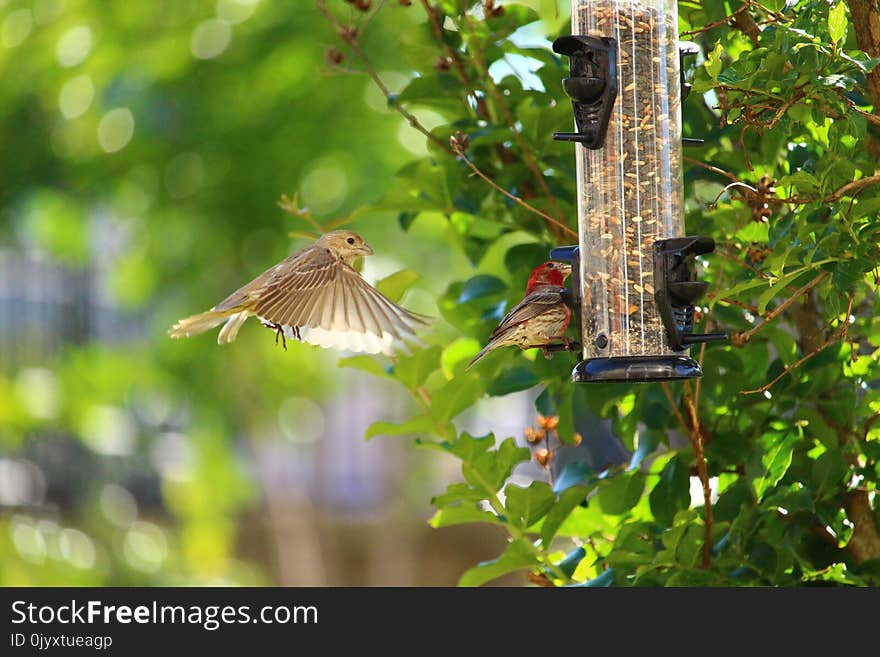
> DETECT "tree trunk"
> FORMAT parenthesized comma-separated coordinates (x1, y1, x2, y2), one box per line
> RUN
(846, 1, 880, 109)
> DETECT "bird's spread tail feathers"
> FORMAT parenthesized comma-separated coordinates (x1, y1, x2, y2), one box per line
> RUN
(168, 309, 239, 341)
(217, 311, 251, 344)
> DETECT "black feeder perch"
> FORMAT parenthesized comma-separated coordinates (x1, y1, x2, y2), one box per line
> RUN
(551, 0, 725, 383)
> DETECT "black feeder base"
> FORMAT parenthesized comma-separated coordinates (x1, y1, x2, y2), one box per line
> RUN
(573, 355, 702, 383)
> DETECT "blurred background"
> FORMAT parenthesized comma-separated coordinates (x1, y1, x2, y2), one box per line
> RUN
(0, 0, 619, 585)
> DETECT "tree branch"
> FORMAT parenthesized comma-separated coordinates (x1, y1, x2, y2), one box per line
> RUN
(661, 382, 713, 569)
(684, 156, 739, 182)
(316, 0, 453, 154)
(451, 142, 577, 238)
(731, 271, 829, 347)
(456, 9, 569, 239)
(317, 0, 572, 237)
(681, 4, 750, 37)
(824, 174, 880, 204)
(683, 383, 713, 570)
(660, 382, 690, 437)
(846, 0, 880, 117)
(740, 294, 854, 395)
(419, 0, 492, 119)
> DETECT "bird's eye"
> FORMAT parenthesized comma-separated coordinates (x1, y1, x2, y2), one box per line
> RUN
(347, 237, 355, 245)
(547, 263, 555, 269)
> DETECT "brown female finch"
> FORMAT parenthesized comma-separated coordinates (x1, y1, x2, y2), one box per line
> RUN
(168, 230, 426, 355)
(467, 261, 573, 369)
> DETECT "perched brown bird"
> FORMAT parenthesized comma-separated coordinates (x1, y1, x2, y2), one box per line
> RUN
(467, 261, 572, 369)
(169, 230, 426, 355)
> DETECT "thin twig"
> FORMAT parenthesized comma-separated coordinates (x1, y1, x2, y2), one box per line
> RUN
(452, 143, 577, 238)
(681, 3, 752, 37)
(660, 382, 690, 437)
(740, 295, 855, 395)
(843, 96, 880, 128)
(418, 0, 491, 119)
(317, 0, 572, 237)
(717, 297, 761, 314)
(456, 9, 568, 238)
(824, 174, 880, 204)
(682, 383, 713, 570)
(731, 271, 829, 347)
(779, 174, 880, 205)
(684, 156, 739, 182)
(714, 245, 770, 279)
(317, 0, 453, 154)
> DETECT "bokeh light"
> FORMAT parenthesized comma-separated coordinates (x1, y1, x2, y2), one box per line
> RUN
(58, 74, 95, 119)
(97, 108, 135, 153)
(2, 9, 32, 48)
(56, 25, 93, 67)
(190, 19, 231, 60)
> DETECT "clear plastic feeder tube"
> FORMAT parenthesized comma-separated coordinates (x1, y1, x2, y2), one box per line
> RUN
(573, 0, 683, 360)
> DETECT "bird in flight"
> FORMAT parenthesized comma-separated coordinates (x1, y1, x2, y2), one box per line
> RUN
(168, 230, 426, 355)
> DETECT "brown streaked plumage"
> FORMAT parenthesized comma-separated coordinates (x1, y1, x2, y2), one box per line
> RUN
(168, 230, 426, 355)
(467, 262, 572, 369)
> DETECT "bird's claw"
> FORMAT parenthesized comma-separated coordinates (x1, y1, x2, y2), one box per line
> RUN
(274, 325, 287, 351)
(542, 347, 553, 360)
(262, 321, 288, 351)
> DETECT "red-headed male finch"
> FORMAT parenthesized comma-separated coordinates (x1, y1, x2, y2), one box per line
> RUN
(168, 230, 426, 355)
(467, 261, 573, 369)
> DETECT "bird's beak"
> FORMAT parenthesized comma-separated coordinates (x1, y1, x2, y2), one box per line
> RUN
(361, 243, 374, 256)
(557, 262, 573, 279)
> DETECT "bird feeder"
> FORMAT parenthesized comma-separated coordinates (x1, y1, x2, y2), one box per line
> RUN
(551, 0, 725, 383)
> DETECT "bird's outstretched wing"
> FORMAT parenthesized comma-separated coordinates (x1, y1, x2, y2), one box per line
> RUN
(252, 247, 427, 355)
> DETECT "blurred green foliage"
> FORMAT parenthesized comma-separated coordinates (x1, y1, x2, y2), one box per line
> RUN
(2, 0, 880, 587)
(0, 0, 472, 584)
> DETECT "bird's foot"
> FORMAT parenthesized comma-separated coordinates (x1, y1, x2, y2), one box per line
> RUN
(542, 346, 553, 360)
(550, 336, 572, 350)
(274, 325, 287, 351)
(262, 321, 287, 351)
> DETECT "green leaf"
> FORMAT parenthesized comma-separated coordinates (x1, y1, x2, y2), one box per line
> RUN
(432, 482, 484, 508)
(811, 449, 848, 499)
(441, 338, 481, 378)
(598, 471, 646, 515)
(338, 355, 392, 379)
(394, 346, 442, 390)
(487, 366, 539, 396)
(779, 171, 819, 195)
(569, 569, 614, 587)
(447, 434, 530, 496)
(606, 521, 656, 569)
(430, 374, 485, 422)
(457, 275, 507, 303)
(649, 454, 691, 525)
(705, 42, 724, 80)
(828, 2, 847, 44)
(753, 432, 799, 500)
(429, 504, 499, 528)
(458, 539, 536, 587)
(666, 569, 721, 587)
(375, 268, 421, 303)
(365, 414, 434, 440)
(396, 73, 464, 114)
(504, 481, 555, 528)
(541, 485, 589, 545)
(755, 270, 814, 315)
